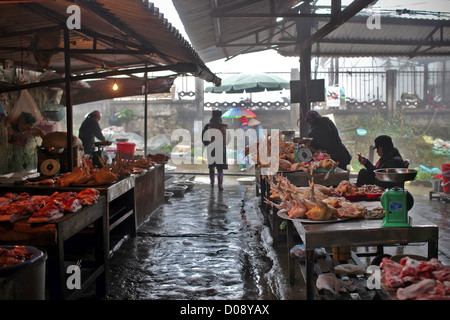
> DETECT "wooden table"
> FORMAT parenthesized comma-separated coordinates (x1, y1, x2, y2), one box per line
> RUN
(0, 197, 107, 300)
(286, 213, 439, 300)
(0, 165, 165, 254)
(1, 177, 136, 255)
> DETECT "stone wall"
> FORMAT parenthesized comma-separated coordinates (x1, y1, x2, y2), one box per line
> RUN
(1, 93, 448, 174)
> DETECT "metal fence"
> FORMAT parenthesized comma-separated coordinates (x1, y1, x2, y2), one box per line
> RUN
(176, 69, 450, 110)
(314, 69, 450, 109)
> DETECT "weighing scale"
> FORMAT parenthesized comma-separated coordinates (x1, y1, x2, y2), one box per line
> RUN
(92, 141, 112, 168)
(37, 147, 63, 177)
(292, 137, 313, 163)
(375, 168, 417, 228)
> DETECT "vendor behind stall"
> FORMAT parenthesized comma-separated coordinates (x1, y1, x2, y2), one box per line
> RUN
(78, 110, 106, 155)
(305, 111, 351, 170)
(356, 135, 407, 188)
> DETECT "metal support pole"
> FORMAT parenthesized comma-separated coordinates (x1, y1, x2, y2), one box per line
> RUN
(195, 77, 204, 120)
(424, 63, 429, 102)
(144, 64, 148, 156)
(386, 69, 397, 117)
(296, 2, 313, 137)
(64, 29, 73, 170)
(299, 47, 312, 137)
(290, 68, 300, 129)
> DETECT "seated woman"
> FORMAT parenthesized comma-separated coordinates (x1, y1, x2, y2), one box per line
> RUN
(356, 135, 406, 189)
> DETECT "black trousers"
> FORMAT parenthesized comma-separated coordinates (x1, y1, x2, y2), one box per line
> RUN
(357, 168, 404, 189)
(356, 168, 375, 186)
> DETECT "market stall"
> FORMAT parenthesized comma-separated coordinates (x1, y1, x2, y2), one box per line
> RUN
(286, 213, 439, 300)
(262, 170, 442, 300)
(0, 163, 165, 254)
(0, 192, 107, 300)
(255, 135, 351, 241)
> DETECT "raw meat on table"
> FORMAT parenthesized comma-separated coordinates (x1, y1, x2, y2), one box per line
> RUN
(380, 257, 450, 300)
(316, 273, 357, 296)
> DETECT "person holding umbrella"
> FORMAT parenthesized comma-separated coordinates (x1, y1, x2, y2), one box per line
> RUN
(245, 118, 265, 171)
(248, 118, 264, 142)
(202, 110, 229, 190)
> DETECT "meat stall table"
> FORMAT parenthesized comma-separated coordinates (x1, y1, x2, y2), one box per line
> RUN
(0, 165, 165, 253)
(255, 167, 350, 244)
(0, 197, 107, 300)
(285, 213, 439, 300)
(0, 176, 136, 255)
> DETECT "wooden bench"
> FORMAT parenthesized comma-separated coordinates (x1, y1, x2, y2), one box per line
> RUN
(296, 251, 391, 300)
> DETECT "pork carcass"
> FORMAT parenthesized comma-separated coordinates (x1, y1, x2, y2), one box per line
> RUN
(334, 264, 367, 275)
(62, 197, 83, 213)
(397, 279, 437, 300)
(316, 273, 357, 296)
(380, 258, 404, 288)
(76, 188, 100, 205)
(31, 199, 64, 219)
(0, 197, 12, 209)
(432, 269, 450, 282)
(399, 257, 445, 283)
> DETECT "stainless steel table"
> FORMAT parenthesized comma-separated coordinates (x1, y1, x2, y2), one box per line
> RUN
(286, 213, 439, 300)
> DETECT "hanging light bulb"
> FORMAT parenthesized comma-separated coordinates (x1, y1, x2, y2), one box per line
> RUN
(112, 81, 118, 91)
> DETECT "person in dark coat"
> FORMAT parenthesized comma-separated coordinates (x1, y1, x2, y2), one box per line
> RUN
(305, 110, 352, 170)
(356, 135, 406, 188)
(202, 110, 229, 190)
(78, 110, 106, 155)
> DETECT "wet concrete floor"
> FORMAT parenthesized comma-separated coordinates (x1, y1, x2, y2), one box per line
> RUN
(105, 174, 449, 300)
(107, 176, 302, 300)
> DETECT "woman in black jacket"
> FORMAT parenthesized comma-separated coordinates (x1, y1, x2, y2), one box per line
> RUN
(305, 111, 352, 170)
(78, 110, 106, 155)
(202, 110, 229, 190)
(356, 135, 406, 188)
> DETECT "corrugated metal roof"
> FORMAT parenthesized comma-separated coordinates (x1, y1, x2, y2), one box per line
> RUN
(0, 0, 220, 87)
(172, 0, 450, 62)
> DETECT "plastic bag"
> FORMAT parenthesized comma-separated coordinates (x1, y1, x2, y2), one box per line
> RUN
(9, 90, 42, 125)
(289, 244, 327, 261)
(42, 98, 65, 122)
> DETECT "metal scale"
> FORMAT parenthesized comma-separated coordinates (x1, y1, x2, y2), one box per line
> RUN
(37, 147, 63, 177)
(292, 137, 313, 163)
(92, 141, 112, 168)
(375, 168, 417, 227)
